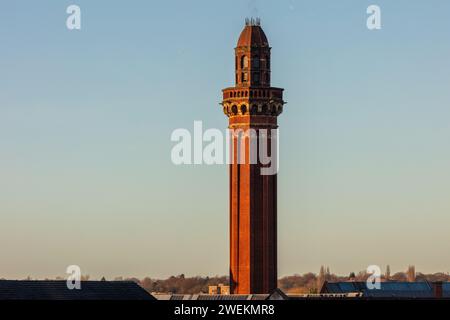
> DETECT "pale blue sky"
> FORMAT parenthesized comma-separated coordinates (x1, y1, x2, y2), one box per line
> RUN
(1, 0, 450, 279)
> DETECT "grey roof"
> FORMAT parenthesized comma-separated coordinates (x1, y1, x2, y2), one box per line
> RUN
(444, 283, 450, 298)
(197, 294, 256, 301)
(0, 280, 155, 300)
(154, 293, 270, 300)
(267, 288, 289, 300)
(322, 281, 448, 298)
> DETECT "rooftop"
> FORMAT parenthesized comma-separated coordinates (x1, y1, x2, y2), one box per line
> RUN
(321, 281, 450, 299)
(237, 18, 269, 48)
(0, 280, 155, 300)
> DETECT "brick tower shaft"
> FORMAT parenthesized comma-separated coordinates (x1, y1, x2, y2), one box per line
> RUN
(221, 19, 284, 294)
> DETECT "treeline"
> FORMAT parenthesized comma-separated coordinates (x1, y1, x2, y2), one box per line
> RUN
(279, 265, 450, 293)
(7, 266, 450, 294)
(114, 268, 450, 294)
(115, 275, 229, 294)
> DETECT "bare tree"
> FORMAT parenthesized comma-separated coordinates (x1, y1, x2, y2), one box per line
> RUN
(385, 265, 391, 281)
(317, 266, 326, 290)
(81, 274, 90, 281)
(407, 265, 416, 282)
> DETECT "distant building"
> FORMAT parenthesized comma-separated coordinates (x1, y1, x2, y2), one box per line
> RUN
(154, 289, 287, 300)
(154, 282, 450, 300)
(208, 284, 230, 295)
(153, 289, 359, 300)
(0, 280, 155, 300)
(321, 281, 449, 299)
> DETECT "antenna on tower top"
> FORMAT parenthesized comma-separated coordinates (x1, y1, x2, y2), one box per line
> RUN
(245, 17, 261, 26)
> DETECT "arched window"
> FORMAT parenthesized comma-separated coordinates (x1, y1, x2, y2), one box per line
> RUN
(253, 72, 260, 85)
(252, 55, 260, 68)
(241, 55, 249, 69)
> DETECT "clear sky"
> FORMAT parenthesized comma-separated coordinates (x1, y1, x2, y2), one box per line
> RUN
(1, 0, 450, 279)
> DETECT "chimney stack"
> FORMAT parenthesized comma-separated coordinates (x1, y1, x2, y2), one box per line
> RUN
(433, 281, 443, 299)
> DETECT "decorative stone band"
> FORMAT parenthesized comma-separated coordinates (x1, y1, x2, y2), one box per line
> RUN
(222, 87, 283, 100)
(222, 103, 283, 118)
(222, 87, 284, 118)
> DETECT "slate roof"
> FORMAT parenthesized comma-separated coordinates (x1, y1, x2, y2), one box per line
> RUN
(154, 293, 270, 300)
(443, 283, 450, 298)
(322, 281, 450, 298)
(0, 280, 155, 300)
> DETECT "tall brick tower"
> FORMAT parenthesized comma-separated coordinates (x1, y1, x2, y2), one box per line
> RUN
(221, 18, 284, 294)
